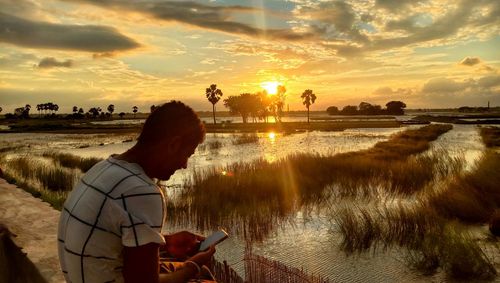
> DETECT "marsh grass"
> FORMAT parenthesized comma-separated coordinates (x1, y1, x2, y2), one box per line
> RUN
(334, 205, 497, 280)
(169, 124, 454, 241)
(198, 140, 223, 152)
(428, 150, 500, 223)
(480, 126, 500, 148)
(232, 133, 259, 145)
(42, 151, 102, 172)
(3, 171, 68, 210)
(4, 156, 79, 192)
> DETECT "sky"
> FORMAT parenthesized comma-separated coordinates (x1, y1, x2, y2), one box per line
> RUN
(0, 0, 499, 113)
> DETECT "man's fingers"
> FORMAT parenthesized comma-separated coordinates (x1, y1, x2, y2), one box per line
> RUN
(195, 234, 206, 241)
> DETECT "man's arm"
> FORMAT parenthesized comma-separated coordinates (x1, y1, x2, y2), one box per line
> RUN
(123, 243, 215, 283)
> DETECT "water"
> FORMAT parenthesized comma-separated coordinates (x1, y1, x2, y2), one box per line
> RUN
(1, 125, 497, 282)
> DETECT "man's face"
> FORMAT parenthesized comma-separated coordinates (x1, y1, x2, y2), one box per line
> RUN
(155, 138, 198, 180)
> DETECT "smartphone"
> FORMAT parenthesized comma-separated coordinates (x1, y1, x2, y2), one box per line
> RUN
(199, 229, 229, 251)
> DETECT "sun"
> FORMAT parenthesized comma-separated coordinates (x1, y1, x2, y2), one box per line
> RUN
(261, 81, 280, 95)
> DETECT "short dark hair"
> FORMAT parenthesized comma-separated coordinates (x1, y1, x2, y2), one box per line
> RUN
(137, 101, 205, 147)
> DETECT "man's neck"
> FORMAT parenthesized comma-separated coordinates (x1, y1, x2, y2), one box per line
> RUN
(115, 146, 153, 177)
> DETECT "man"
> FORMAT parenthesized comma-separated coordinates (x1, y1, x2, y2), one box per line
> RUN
(58, 101, 215, 282)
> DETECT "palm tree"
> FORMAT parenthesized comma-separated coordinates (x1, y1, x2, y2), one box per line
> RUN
(301, 89, 317, 124)
(107, 104, 115, 115)
(205, 84, 223, 124)
(132, 106, 138, 118)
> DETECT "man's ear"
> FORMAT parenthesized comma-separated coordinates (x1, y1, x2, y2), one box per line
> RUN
(166, 136, 182, 154)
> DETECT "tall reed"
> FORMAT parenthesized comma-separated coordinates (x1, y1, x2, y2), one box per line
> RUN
(169, 124, 454, 241)
(479, 126, 500, 148)
(333, 205, 497, 280)
(428, 150, 500, 223)
(232, 133, 259, 145)
(42, 151, 102, 173)
(5, 156, 79, 192)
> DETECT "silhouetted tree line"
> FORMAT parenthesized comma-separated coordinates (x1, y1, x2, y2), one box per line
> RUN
(458, 106, 491, 113)
(327, 101, 406, 116)
(222, 89, 287, 124)
(2, 103, 134, 120)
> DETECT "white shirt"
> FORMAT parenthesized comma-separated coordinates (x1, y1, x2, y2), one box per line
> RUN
(58, 157, 166, 283)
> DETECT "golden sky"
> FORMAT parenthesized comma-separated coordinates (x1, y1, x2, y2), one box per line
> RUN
(0, 0, 499, 113)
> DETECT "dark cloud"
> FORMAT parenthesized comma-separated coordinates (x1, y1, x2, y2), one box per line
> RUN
(38, 57, 73, 68)
(459, 57, 481, 66)
(63, 0, 315, 41)
(0, 12, 140, 52)
(375, 0, 423, 12)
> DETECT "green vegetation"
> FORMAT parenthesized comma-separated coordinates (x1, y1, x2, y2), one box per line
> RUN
(42, 151, 102, 172)
(0, 152, 97, 210)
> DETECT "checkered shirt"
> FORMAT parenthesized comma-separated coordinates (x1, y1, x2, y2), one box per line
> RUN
(57, 156, 166, 283)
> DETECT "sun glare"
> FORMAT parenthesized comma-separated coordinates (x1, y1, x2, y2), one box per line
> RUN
(261, 81, 280, 95)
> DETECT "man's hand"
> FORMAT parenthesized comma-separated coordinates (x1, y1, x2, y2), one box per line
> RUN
(187, 245, 216, 267)
(163, 231, 204, 259)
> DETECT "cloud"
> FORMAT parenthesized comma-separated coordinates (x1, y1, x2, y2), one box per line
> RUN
(0, 12, 140, 52)
(459, 57, 481, 66)
(38, 57, 73, 68)
(64, 0, 315, 41)
(421, 77, 468, 94)
(373, 86, 415, 96)
(421, 75, 500, 96)
(374, 0, 422, 12)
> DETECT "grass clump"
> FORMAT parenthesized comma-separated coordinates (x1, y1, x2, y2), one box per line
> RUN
(232, 133, 259, 145)
(6, 156, 78, 191)
(428, 150, 500, 223)
(42, 151, 102, 172)
(479, 126, 500, 148)
(334, 205, 497, 280)
(3, 172, 68, 210)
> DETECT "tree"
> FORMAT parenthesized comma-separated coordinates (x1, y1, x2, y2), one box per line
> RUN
(223, 93, 261, 123)
(341, 105, 358, 115)
(386, 101, 406, 115)
(273, 85, 286, 122)
(132, 106, 138, 118)
(301, 89, 317, 123)
(53, 104, 59, 116)
(205, 84, 223, 124)
(358, 102, 372, 114)
(0, 106, 2, 113)
(72, 106, 78, 114)
(78, 108, 84, 115)
(118, 112, 125, 119)
(150, 105, 157, 113)
(326, 106, 339, 115)
(107, 104, 115, 115)
(88, 107, 101, 118)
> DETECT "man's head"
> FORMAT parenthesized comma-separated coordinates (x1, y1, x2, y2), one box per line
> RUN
(135, 101, 205, 180)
